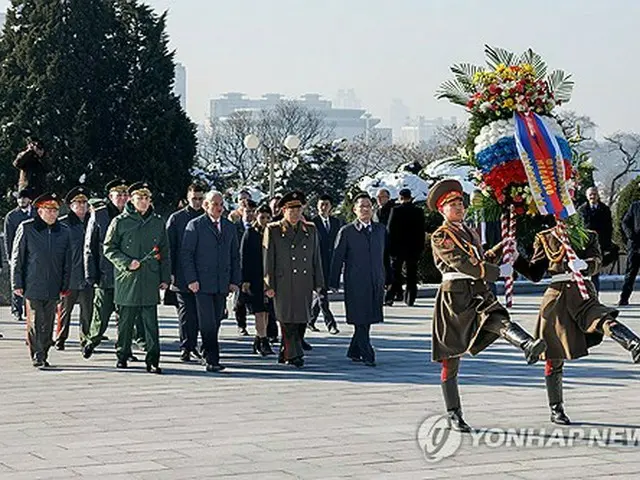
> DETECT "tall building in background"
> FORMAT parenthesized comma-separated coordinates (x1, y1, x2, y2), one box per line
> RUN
(400, 116, 457, 144)
(210, 92, 391, 144)
(173, 62, 187, 111)
(389, 99, 410, 143)
(334, 89, 362, 109)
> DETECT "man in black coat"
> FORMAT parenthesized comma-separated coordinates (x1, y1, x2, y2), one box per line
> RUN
(231, 199, 256, 336)
(54, 187, 93, 350)
(166, 183, 205, 362)
(374, 188, 395, 226)
(308, 194, 341, 334)
(13, 139, 48, 196)
(620, 197, 640, 306)
(386, 188, 426, 306)
(4, 188, 35, 321)
(578, 187, 614, 292)
(11, 193, 72, 368)
(181, 190, 241, 372)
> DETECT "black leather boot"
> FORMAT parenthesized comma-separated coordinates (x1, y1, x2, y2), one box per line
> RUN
(260, 337, 275, 356)
(546, 372, 570, 425)
(609, 323, 640, 363)
(252, 336, 260, 355)
(441, 377, 472, 433)
(500, 323, 547, 364)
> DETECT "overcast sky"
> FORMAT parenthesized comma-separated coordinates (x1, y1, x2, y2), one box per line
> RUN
(1, 0, 638, 135)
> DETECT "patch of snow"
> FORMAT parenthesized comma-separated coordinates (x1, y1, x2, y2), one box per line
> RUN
(422, 158, 475, 194)
(358, 172, 429, 202)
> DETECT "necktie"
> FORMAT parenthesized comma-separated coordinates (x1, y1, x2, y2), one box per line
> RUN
(213, 221, 221, 236)
(324, 218, 330, 231)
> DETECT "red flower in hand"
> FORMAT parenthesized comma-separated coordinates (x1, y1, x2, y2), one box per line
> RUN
(152, 245, 160, 253)
(154, 253, 162, 261)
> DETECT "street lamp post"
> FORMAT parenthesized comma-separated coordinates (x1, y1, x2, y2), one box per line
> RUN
(244, 134, 300, 198)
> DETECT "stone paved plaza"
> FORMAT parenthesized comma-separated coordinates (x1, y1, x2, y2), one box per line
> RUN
(1, 291, 640, 479)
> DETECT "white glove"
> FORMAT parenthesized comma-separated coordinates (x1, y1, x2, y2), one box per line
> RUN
(499, 264, 513, 278)
(568, 258, 588, 273)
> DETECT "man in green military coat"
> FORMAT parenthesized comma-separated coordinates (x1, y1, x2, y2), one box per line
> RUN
(263, 191, 324, 368)
(103, 182, 170, 373)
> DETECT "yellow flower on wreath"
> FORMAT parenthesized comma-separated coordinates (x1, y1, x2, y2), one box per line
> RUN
(502, 98, 515, 109)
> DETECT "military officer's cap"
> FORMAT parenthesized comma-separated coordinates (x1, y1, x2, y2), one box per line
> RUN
(278, 191, 306, 209)
(33, 193, 61, 209)
(65, 186, 89, 204)
(106, 178, 129, 194)
(17, 188, 33, 199)
(257, 204, 272, 215)
(128, 181, 152, 197)
(427, 179, 464, 212)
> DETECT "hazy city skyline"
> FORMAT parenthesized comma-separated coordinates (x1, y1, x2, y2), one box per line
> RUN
(1, 1, 638, 136)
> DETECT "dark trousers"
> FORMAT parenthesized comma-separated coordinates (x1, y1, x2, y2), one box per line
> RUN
(389, 255, 418, 300)
(176, 291, 198, 352)
(621, 250, 640, 302)
(347, 324, 374, 362)
(55, 288, 94, 346)
(86, 287, 145, 350)
(267, 301, 278, 339)
(26, 298, 57, 362)
(233, 290, 247, 329)
(280, 323, 304, 361)
(195, 293, 226, 365)
(310, 288, 336, 328)
(11, 292, 24, 319)
(592, 274, 600, 293)
(116, 306, 159, 366)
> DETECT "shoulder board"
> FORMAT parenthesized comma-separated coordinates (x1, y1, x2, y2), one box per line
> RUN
(266, 221, 281, 228)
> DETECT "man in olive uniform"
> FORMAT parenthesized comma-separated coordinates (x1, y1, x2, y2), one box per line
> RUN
(83, 179, 144, 360)
(54, 186, 94, 350)
(4, 188, 35, 321)
(427, 179, 546, 432)
(513, 216, 640, 425)
(103, 182, 170, 373)
(11, 193, 72, 368)
(263, 191, 324, 368)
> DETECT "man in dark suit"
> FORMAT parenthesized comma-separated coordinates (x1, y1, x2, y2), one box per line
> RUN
(181, 190, 241, 372)
(386, 188, 426, 306)
(232, 199, 256, 336)
(374, 188, 395, 226)
(308, 194, 342, 334)
(578, 187, 614, 293)
(4, 188, 34, 321)
(166, 183, 205, 362)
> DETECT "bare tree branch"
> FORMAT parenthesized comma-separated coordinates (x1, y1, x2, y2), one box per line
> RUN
(603, 132, 640, 204)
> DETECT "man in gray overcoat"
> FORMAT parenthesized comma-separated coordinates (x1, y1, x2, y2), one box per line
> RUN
(263, 191, 324, 368)
(181, 190, 241, 373)
(330, 192, 391, 366)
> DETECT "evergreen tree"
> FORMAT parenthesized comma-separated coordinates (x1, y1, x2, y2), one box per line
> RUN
(0, 0, 196, 214)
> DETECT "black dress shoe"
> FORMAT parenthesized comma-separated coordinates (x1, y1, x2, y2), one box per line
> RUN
(206, 363, 226, 372)
(238, 327, 249, 336)
(301, 340, 313, 351)
(55, 342, 65, 351)
(116, 360, 128, 369)
(363, 360, 377, 367)
(328, 325, 340, 335)
(384, 299, 394, 307)
(82, 344, 94, 359)
(447, 408, 472, 433)
(550, 403, 571, 425)
(286, 358, 304, 368)
(127, 354, 139, 362)
(146, 364, 162, 374)
(348, 355, 363, 362)
(618, 300, 630, 307)
(180, 350, 191, 362)
(307, 324, 320, 332)
(33, 359, 44, 368)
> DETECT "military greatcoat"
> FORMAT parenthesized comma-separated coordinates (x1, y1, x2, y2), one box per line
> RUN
(263, 219, 324, 324)
(514, 228, 617, 360)
(430, 220, 507, 361)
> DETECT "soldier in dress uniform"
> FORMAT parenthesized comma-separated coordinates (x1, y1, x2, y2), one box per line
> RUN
(103, 182, 170, 373)
(263, 191, 324, 368)
(54, 186, 94, 350)
(83, 179, 145, 361)
(427, 179, 546, 432)
(11, 193, 72, 368)
(512, 216, 640, 425)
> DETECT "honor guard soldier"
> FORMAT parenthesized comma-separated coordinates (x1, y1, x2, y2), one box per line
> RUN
(263, 191, 324, 368)
(54, 186, 94, 350)
(11, 193, 72, 368)
(513, 217, 640, 425)
(427, 179, 546, 432)
(103, 182, 170, 373)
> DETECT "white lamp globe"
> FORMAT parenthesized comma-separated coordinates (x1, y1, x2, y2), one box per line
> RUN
(244, 134, 260, 150)
(283, 134, 301, 151)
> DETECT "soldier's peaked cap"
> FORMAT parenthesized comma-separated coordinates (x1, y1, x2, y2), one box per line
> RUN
(64, 186, 89, 204)
(33, 193, 61, 209)
(427, 179, 464, 212)
(106, 178, 128, 193)
(278, 191, 306, 209)
(128, 181, 152, 196)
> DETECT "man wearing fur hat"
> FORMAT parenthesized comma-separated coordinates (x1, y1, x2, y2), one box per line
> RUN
(427, 179, 546, 432)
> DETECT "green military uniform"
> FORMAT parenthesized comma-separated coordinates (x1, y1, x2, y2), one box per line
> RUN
(427, 179, 545, 432)
(103, 182, 170, 371)
(263, 191, 324, 366)
(514, 225, 640, 425)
